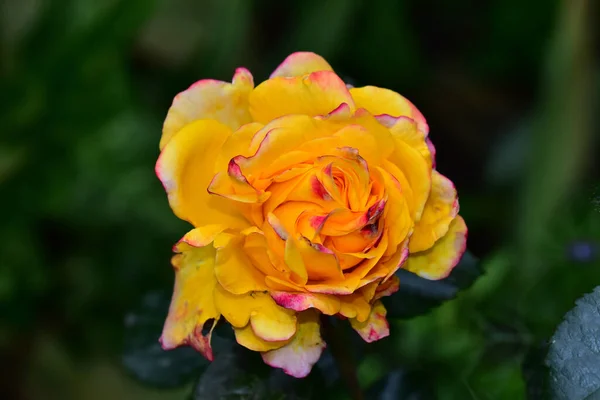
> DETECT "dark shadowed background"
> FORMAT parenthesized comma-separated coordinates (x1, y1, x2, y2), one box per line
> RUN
(0, 0, 598, 399)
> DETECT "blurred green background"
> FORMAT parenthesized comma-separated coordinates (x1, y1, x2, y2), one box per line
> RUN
(0, 0, 597, 399)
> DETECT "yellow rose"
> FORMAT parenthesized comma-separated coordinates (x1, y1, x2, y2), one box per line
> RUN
(156, 52, 467, 378)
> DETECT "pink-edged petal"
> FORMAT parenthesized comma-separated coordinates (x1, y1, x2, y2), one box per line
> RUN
(249, 71, 355, 124)
(349, 85, 428, 135)
(409, 170, 459, 253)
(271, 291, 341, 315)
(405, 215, 468, 280)
(160, 234, 219, 360)
(373, 275, 400, 301)
(270, 52, 333, 78)
(161, 68, 253, 149)
(261, 310, 326, 378)
(350, 301, 390, 343)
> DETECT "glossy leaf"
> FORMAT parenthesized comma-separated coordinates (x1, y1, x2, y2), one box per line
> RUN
(547, 287, 600, 400)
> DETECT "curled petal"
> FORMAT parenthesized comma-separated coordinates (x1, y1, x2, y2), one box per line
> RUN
(261, 310, 326, 378)
(161, 68, 253, 149)
(271, 291, 341, 315)
(350, 301, 390, 343)
(214, 285, 297, 341)
(234, 324, 290, 352)
(207, 160, 271, 204)
(378, 115, 433, 168)
(156, 119, 249, 229)
(249, 71, 355, 124)
(338, 293, 371, 322)
(160, 238, 219, 361)
(373, 275, 400, 301)
(173, 225, 227, 251)
(409, 171, 459, 253)
(270, 52, 333, 78)
(405, 215, 468, 280)
(350, 85, 428, 135)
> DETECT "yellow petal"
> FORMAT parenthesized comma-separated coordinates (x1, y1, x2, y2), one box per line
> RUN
(207, 159, 270, 204)
(338, 293, 371, 322)
(249, 71, 355, 124)
(409, 171, 459, 253)
(271, 291, 341, 315)
(350, 301, 390, 343)
(405, 215, 468, 280)
(270, 52, 333, 78)
(173, 225, 227, 251)
(261, 310, 326, 378)
(161, 68, 253, 149)
(214, 234, 267, 294)
(349, 85, 428, 135)
(234, 324, 290, 352)
(160, 239, 219, 360)
(236, 115, 330, 178)
(378, 115, 433, 168)
(214, 285, 297, 341)
(387, 131, 431, 221)
(156, 119, 249, 229)
(215, 122, 264, 172)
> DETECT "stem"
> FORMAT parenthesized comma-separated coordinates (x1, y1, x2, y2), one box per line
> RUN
(322, 316, 363, 400)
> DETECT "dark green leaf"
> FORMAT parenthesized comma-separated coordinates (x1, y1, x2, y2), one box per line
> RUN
(383, 250, 481, 319)
(365, 369, 434, 400)
(546, 287, 600, 400)
(122, 291, 209, 388)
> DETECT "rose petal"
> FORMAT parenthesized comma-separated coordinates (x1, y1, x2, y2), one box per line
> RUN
(379, 115, 433, 168)
(161, 68, 253, 149)
(156, 119, 249, 229)
(405, 215, 468, 280)
(270, 52, 333, 78)
(349, 85, 428, 135)
(214, 233, 268, 294)
(271, 291, 341, 315)
(409, 171, 459, 253)
(160, 233, 220, 360)
(249, 71, 355, 124)
(350, 301, 390, 343)
(214, 285, 297, 341)
(261, 310, 326, 378)
(338, 293, 371, 322)
(234, 324, 290, 352)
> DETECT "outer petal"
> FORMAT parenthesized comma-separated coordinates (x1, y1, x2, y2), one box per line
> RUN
(270, 52, 333, 78)
(350, 301, 390, 343)
(161, 68, 253, 149)
(156, 119, 249, 229)
(405, 215, 468, 280)
(349, 86, 428, 135)
(261, 310, 326, 378)
(249, 71, 355, 124)
(160, 238, 219, 360)
(234, 324, 290, 352)
(214, 285, 297, 342)
(214, 234, 268, 294)
(409, 171, 459, 253)
(377, 115, 433, 168)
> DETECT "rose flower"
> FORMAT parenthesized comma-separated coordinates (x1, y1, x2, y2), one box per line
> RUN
(156, 52, 467, 378)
